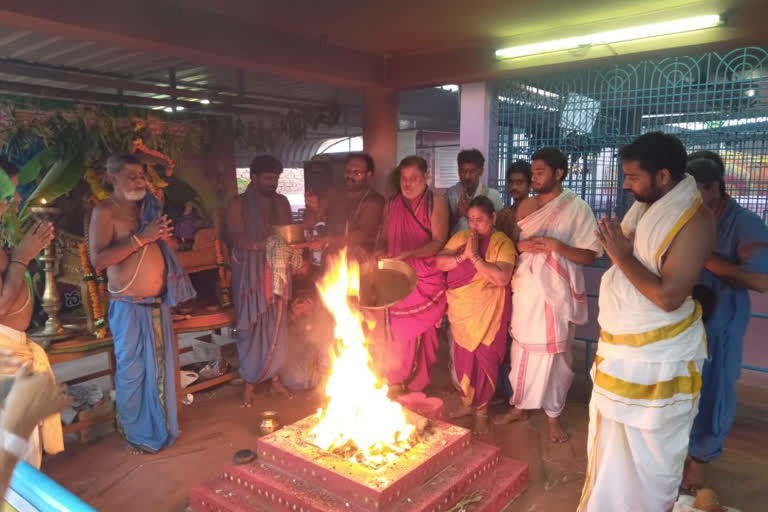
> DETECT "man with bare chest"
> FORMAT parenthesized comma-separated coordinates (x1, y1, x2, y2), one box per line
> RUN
(89, 154, 195, 454)
(326, 153, 385, 261)
(225, 155, 293, 406)
(0, 157, 63, 468)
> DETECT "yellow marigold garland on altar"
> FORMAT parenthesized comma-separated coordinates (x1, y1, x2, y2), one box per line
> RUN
(84, 169, 110, 202)
(97, 272, 108, 326)
(145, 167, 169, 202)
(79, 242, 108, 338)
(132, 138, 175, 177)
(214, 237, 231, 307)
(131, 137, 172, 201)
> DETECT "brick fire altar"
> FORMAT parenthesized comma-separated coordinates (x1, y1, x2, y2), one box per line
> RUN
(189, 413, 528, 512)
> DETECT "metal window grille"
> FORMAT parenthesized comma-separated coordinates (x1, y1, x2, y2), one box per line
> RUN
(489, 47, 768, 222)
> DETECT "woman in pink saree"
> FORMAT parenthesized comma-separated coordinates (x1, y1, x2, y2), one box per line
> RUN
(437, 196, 516, 433)
(379, 156, 449, 394)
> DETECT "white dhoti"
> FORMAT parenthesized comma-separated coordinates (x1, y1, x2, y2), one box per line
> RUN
(509, 327, 574, 417)
(581, 390, 699, 512)
(580, 175, 707, 512)
(508, 189, 601, 415)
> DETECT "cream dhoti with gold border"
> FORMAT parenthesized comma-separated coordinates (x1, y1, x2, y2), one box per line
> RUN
(579, 175, 706, 512)
(0, 324, 64, 469)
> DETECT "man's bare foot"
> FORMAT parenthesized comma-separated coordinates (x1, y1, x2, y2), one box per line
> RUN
(126, 443, 144, 455)
(448, 404, 475, 419)
(240, 381, 256, 407)
(493, 407, 529, 425)
(490, 396, 507, 406)
(547, 416, 569, 443)
(681, 456, 705, 493)
(270, 377, 293, 399)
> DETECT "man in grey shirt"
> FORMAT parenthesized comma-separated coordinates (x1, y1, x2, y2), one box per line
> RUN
(446, 149, 503, 234)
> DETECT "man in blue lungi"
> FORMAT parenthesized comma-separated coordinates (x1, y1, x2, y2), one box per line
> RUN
(89, 154, 195, 454)
(224, 155, 293, 406)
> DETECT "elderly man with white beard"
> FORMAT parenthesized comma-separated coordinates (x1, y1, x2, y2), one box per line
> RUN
(89, 154, 195, 454)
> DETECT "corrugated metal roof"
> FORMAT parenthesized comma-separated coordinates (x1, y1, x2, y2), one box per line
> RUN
(0, 25, 361, 110)
(0, 24, 458, 146)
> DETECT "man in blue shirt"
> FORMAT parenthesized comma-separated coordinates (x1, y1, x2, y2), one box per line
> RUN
(446, 149, 503, 234)
(684, 152, 768, 489)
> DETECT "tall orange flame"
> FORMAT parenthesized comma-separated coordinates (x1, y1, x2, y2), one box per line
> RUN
(309, 250, 415, 466)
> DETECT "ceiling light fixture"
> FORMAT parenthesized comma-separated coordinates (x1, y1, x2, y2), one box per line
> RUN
(163, 107, 173, 113)
(495, 14, 722, 60)
(200, 99, 211, 105)
(175, 106, 185, 111)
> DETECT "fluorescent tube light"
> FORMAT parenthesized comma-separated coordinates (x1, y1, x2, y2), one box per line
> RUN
(496, 14, 722, 59)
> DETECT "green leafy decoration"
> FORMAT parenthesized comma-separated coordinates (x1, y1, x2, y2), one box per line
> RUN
(0, 167, 15, 202)
(17, 147, 57, 185)
(0, 166, 20, 249)
(20, 147, 86, 221)
(0, 205, 21, 248)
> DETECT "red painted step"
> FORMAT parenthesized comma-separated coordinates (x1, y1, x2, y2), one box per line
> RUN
(189, 441, 528, 512)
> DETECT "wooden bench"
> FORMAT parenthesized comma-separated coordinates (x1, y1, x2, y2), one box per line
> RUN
(172, 308, 237, 416)
(47, 335, 116, 440)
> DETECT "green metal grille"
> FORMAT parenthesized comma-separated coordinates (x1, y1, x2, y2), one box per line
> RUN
(490, 47, 768, 221)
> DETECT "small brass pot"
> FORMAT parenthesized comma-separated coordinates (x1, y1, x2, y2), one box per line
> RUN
(259, 410, 280, 435)
(273, 224, 305, 244)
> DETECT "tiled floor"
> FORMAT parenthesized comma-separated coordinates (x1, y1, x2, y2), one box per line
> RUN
(43, 342, 768, 511)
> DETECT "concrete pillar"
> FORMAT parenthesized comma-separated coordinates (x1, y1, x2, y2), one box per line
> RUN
(459, 82, 492, 186)
(362, 87, 398, 197)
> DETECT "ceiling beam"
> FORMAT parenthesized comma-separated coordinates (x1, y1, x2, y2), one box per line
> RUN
(0, 59, 341, 111)
(0, 1, 385, 88)
(0, 58, 173, 96)
(0, 78, 277, 117)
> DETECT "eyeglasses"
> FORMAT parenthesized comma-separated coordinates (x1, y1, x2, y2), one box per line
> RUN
(345, 170, 366, 177)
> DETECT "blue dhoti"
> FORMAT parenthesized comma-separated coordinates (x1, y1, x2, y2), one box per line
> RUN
(109, 296, 178, 453)
(107, 193, 196, 453)
(231, 247, 286, 383)
(230, 184, 293, 384)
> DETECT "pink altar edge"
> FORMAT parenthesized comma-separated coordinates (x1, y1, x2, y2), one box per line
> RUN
(189, 406, 529, 512)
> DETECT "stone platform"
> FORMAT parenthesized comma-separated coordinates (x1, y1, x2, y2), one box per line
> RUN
(189, 414, 528, 512)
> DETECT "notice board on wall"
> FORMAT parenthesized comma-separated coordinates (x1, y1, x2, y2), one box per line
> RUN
(433, 147, 458, 189)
